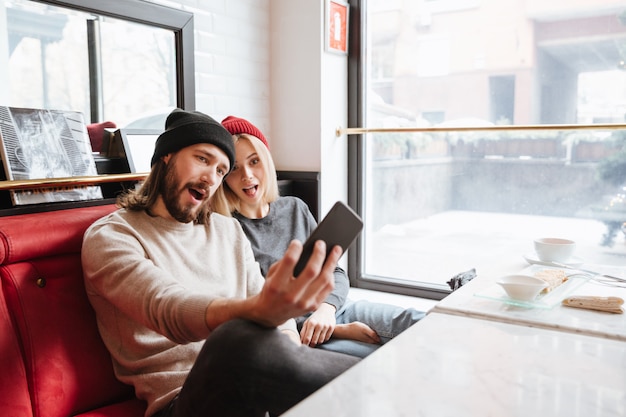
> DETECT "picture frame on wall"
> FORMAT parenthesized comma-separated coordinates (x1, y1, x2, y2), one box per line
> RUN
(325, 0, 349, 55)
(0, 106, 103, 206)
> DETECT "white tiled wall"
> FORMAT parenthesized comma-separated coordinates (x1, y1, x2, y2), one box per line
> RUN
(148, 0, 273, 138)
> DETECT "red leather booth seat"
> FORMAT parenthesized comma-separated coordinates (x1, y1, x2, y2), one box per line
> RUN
(0, 281, 32, 416)
(0, 205, 146, 417)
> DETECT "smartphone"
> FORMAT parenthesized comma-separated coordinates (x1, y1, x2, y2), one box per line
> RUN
(293, 201, 363, 277)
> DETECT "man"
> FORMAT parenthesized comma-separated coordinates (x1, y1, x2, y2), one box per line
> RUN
(82, 109, 359, 417)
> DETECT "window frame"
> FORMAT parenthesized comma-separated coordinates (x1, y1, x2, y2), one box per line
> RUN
(30, 0, 195, 117)
(349, 0, 445, 299)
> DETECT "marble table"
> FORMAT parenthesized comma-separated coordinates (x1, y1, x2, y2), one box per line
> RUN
(432, 263, 626, 341)
(283, 313, 626, 417)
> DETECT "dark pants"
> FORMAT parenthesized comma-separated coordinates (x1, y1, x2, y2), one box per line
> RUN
(155, 319, 360, 417)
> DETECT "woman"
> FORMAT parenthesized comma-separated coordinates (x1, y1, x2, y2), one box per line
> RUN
(214, 115, 425, 358)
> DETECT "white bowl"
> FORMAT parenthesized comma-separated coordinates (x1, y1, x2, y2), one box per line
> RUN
(533, 237, 576, 263)
(496, 274, 548, 301)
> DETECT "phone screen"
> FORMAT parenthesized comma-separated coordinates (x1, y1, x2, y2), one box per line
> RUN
(293, 201, 363, 277)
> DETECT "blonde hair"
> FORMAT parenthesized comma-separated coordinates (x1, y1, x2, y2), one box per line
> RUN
(212, 134, 279, 216)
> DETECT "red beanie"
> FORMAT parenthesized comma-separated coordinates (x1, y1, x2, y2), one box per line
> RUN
(221, 115, 269, 149)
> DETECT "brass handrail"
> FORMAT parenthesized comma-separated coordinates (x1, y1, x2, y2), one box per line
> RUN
(2, 122, 624, 191)
(0, 173, 148, 191)
(336, 123, 626, 137)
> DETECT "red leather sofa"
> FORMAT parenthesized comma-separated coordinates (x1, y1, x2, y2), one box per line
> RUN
(0, 204, 146, 417)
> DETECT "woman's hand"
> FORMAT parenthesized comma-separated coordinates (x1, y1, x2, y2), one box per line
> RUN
(300, 302, 337, 346)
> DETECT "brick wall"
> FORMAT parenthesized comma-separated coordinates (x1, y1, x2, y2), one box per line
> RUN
(147, 0, 272, 139)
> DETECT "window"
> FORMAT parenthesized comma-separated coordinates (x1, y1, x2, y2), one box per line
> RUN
(350, 0, 626, 299)
(1, 0, 194, 129)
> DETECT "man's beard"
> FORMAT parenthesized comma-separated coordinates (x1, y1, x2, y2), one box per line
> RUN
(160, 160, 209, 223)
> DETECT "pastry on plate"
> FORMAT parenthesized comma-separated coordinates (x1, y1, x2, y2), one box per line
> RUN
(534, 269, 568, 293)
(562, 296, 624, 314)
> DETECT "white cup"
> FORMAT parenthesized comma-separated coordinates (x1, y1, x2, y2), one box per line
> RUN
(533, 238, 576, 263)
(497, 274, 548, 301)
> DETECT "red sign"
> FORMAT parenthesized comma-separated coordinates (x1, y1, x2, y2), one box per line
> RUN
(327, 0, 349, 54)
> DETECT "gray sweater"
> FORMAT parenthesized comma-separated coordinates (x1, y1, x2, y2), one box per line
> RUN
(233, 196, 349, 311)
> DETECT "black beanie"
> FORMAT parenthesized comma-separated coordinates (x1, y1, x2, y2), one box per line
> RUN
(150, 109, 235, 171)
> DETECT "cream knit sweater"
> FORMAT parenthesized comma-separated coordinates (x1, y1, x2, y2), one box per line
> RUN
(82, 208, 290, 417)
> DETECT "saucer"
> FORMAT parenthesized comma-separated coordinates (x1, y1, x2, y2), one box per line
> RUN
(475, 273, 591, 309)
(523, 253, 584, 268)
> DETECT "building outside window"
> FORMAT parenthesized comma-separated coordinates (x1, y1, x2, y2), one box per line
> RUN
(353, 0, 626, 298)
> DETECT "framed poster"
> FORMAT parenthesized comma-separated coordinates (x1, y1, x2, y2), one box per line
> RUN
(326, 0, 349, 55)
(0, 106, 103, 205)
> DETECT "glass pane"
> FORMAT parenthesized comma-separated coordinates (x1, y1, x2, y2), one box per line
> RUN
(100, 17, 176, 128)
(4, 1, 90, 116)
(363, 0, 626, 292)
(1, 0, 176, 129)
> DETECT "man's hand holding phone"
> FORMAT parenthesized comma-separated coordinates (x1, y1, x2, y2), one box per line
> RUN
(253, 239, 342, 327)
(249, 201, 362, 328)
(293, 201, 363, 277)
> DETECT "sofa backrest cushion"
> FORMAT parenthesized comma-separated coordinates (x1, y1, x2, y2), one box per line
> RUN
(0, 205, 118, 265)
(0, 204, 144, 417)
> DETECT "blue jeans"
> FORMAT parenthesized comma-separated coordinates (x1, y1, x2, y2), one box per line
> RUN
(155, 319, 359, 417)
(297, 299, 426, 358)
